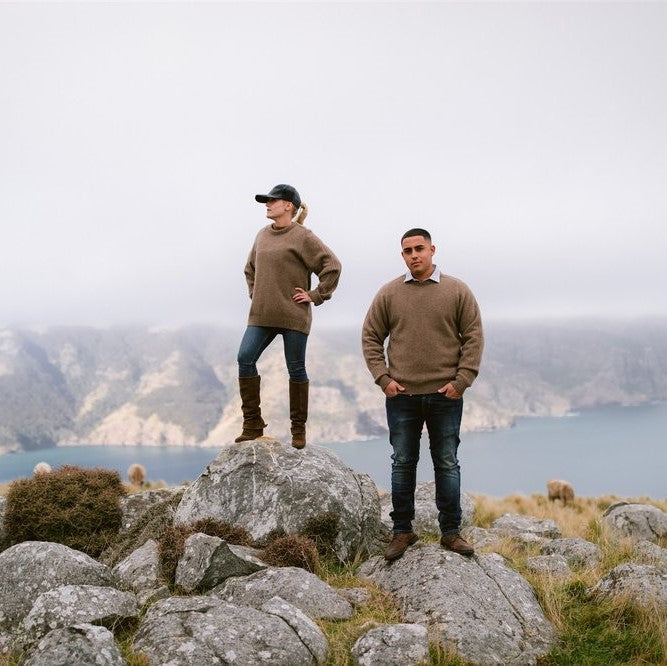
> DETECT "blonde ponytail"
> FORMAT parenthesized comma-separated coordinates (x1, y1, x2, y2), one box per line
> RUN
(292, 202, 308, 225)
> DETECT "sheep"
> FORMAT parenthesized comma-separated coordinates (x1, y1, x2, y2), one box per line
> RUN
(547, 479, 575, 505)
(127, 463, 146, 487)
(33, 461, 52, 476)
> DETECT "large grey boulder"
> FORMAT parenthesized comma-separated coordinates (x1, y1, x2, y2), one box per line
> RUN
(541, 538, 602, 568)
(133, 595, 324, 665)
(360, 542, 555, 665)
(0, 542, 116, 641)
(174, 439, 385, 560)
(120, 487, 185, 532)
(633, 540, 667, 567)
(351, 623, 429, 666)
(380, 482, 474, 533)
(211, 566, 353, 620)
(112, 539, 161, 593)
(591, 564, 667, 609)
(491, 514, 561, 540)
(175, 532, 265, 592)
(603, 503, 667, 543)
(20, 584, 138, 643)
(22, 623, 126, 666)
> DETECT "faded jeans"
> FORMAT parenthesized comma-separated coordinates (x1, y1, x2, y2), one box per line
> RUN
(386, 393, 463, 535)
(237, 325, 308, 382)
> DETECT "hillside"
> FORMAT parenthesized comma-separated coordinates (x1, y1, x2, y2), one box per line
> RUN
(0, 320, 666, 454)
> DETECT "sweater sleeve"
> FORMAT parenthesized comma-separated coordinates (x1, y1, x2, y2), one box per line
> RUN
(451, 285, 484, 395)
(361, 291, 392, 391)
(301, 230, 342, 306)
(244, 239, 257, 299)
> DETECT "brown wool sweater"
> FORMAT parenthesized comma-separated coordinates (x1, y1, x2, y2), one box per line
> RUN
(244, 223, 341, 335)
(362, 274, 484, 395)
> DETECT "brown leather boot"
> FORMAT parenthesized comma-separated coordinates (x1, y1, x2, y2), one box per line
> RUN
(289, 380, 308, 449)
(234, 375, 267, 442)
(384, 532, 419, 561)
(440, 533, 475, 556)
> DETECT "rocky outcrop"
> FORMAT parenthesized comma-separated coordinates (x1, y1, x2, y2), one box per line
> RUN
(211, 566, 353, 621)
(603, 503, 667, 542)
(360, 543, 555, 665)
(22, 624, 127, 666)
(591, 564, 667, 609)
(379, 482, 474, 533)
(175, 532, 265, 592)
(541, 538, 601, 568)
(112, 539, 161, 593)
(0, 541, 117, 652)
(132, 595, 327, 665)
(351, 623, 429, 666)
(19, 585, 138, 644)
(174, 439, 386, 561)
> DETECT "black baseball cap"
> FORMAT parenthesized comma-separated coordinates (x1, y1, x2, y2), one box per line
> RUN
(255, 184, 301, 209)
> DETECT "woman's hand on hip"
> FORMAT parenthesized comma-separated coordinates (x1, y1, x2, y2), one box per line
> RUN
(292, 288, 312, 303)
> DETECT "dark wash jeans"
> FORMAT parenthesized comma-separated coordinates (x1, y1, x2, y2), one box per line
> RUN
(386, 392, 463, 536)
(237, 325, 308, 381)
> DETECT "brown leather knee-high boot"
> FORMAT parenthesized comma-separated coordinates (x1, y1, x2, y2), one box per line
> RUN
(289, 379, 309, 449)
(235, 375, 267, 443)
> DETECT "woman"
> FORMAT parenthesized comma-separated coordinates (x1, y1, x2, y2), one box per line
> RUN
(236, 184, 341, 449)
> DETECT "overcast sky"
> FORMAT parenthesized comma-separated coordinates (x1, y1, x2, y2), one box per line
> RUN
(1, 2, 666, 329)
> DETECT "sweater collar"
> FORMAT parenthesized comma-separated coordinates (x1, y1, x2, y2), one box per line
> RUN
(404, 265, 441, 283)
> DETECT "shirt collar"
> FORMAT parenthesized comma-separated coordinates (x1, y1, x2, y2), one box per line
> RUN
(404, 265, 441, 283)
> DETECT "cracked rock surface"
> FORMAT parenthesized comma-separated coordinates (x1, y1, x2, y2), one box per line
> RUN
(174, 439, 386, 560)
(359, 542, 555, 666)
(351, 623, 429, 666)
(133, 595, 324, 665)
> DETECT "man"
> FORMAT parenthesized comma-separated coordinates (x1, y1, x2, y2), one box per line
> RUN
(362, 228, 483, 561)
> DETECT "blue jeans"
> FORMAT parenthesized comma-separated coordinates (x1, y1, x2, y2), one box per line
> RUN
(386, 393, 463, 536)
(237, 326, 308, 382)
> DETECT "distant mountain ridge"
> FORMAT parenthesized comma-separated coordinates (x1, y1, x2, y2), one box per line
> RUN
(1, 321, 665, 454)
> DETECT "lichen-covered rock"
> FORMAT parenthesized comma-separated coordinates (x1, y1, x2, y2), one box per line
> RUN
(461, 526, 505, 549)
(174, 440, 385, 561)
(351, 623, 429, 666)
(541, 538, 601, 568)
(603, 503, 667, 543)
(0, 542, 116, 641)
(112, 539, 161, 593)
(22, 623, 126, 666)
(491, 514, 561, 540)
(133, 595, 320, 665)
(359, 542, 555, 665)
(633, 540, 667, 567)
(591, 564, 667, 609)
(175, 532, 264, 592)
(380, 482, 474, 534)
(525, 555, 571, 577)
(137, 585, 170, 607)
(211, 566, 353, 620)
(261, 596, 328, 664)
(20, 585, 138, 642)
(119, 487, 185, 532)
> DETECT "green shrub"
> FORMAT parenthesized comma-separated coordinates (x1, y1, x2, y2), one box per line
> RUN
(4, 465, 126, 557)
(261, 534, 319, 572)
(299, 511, 340, 558)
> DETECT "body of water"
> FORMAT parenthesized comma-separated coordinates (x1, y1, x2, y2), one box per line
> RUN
(1, 402, 665, 499)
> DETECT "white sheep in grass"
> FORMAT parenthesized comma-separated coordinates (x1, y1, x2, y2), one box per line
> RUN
(547, 479, 575, 505)
(33, 461, 52, 476)
(127, 463, 146, 487)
